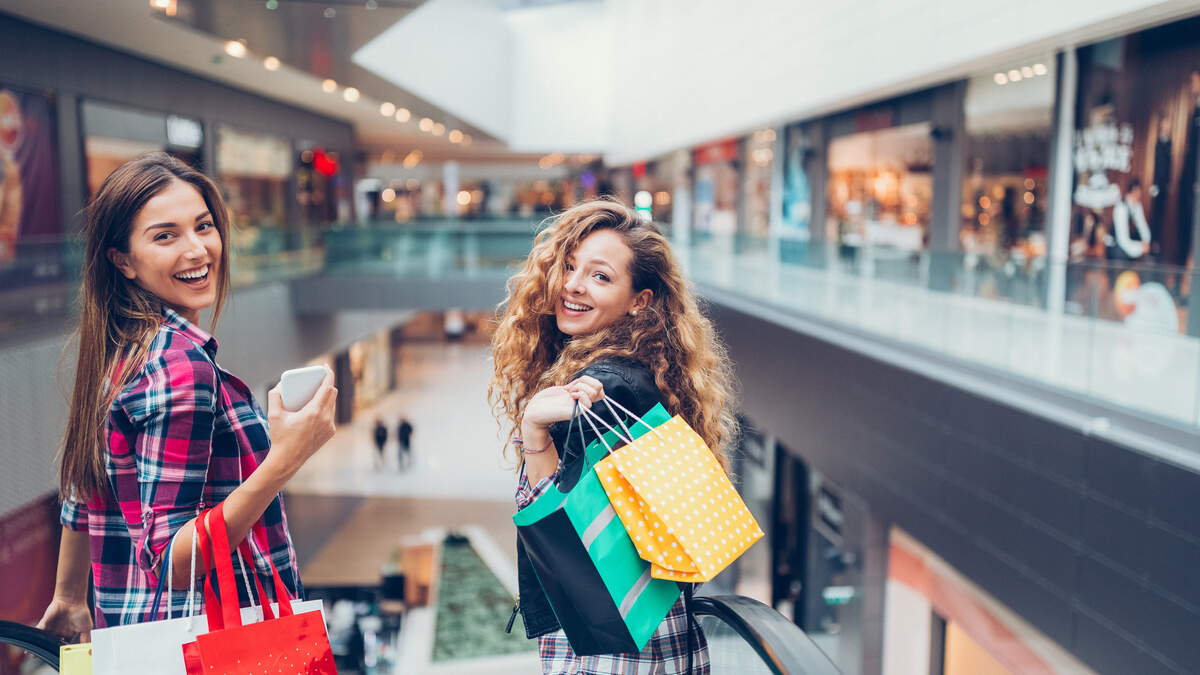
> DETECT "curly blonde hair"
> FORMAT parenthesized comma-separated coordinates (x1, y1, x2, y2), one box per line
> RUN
(489, 199, 738, 470)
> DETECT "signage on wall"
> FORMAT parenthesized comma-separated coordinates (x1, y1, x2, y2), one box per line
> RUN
(166, 115, 203, 150)
(1072, 120, 1133, 210)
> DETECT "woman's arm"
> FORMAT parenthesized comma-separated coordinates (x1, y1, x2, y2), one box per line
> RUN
(37, 527, 93, 642)
(519, 377, 605, 486)
(165, 375, 338, 586)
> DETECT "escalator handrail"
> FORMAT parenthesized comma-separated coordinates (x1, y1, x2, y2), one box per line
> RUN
(693, 595, 841, 675)
(0, 620, 63, 670)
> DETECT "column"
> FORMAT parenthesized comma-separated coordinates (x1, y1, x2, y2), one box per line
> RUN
(929, 81, 967, 292)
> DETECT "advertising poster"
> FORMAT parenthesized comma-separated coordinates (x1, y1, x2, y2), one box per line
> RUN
(0, 85, 61, 264)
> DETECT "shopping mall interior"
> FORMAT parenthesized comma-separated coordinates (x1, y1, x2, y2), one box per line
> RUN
(1, 1, 1200, 673)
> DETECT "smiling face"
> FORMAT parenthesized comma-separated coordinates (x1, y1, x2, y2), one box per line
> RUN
(554, 229, 652, 337)
(107, 179, 222, 324)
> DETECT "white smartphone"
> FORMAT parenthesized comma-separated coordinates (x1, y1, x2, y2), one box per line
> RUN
(279, 365, 330, 412)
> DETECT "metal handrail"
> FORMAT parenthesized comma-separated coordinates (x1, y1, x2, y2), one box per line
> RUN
(693, 595, 841, 675)
(0, 620, 63, 670)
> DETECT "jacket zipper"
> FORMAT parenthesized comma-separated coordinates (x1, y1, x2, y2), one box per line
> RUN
(505, 595, 520, 633)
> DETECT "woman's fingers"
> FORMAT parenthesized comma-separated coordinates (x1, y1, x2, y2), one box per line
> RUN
(567, 376, 605, 402)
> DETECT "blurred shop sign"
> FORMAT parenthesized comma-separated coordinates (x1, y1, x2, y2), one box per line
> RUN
(693, 138, 738, 165)
(821, 585, 857, 605)
(815, 483, 844, 546)
(855, 108, 894, 132)
(166, 115, 203, 150)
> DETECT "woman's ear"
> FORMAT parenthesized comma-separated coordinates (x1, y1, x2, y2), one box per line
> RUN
(107, 248, 137, 280)
(631, 289, 653, 314)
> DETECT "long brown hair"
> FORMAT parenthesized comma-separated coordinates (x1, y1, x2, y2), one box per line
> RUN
(59, 153, 232, 501)
(489, 199, 738, 470)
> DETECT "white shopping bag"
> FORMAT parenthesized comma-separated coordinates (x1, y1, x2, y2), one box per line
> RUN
(91, 524, 325, 675)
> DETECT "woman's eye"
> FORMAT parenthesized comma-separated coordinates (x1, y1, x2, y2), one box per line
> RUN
(197, 221, 214, 232)
(595, 272, 610, 282)
(154, 232, 173, 242)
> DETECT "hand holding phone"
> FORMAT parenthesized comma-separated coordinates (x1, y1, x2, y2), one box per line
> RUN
(279, 365, 331, 412)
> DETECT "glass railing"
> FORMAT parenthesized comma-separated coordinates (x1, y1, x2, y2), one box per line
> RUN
(683, 235, 1200, 428)
(5, 221, 1199, 429)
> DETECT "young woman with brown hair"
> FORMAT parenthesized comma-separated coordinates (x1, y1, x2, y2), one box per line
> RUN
(37, 152, 337, 639)
(490, 199, 737, 673)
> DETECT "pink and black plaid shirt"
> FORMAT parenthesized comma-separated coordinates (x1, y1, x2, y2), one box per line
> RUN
(61, 307, 301, 628)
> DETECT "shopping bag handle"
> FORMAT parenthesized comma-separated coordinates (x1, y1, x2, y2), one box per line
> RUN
(207, 502, 295, 628)
(149, 517, 201, 621)
(597, 396, 667, 441)
(193, 507, 225, 630)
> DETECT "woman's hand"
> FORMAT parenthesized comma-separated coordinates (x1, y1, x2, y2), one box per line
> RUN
(263, 367, 338, 481)
(36, 597, 92, 643)
(521, 376, 605, 431)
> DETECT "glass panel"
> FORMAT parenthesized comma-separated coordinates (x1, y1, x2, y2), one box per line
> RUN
(696, 615, 774, 675)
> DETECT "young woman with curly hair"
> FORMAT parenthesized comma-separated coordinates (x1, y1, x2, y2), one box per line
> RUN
(490, 199, 737, 673)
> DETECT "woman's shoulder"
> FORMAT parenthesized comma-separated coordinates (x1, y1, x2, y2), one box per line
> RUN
(115, 324, 219, 416)
(575, 356, 660, 412)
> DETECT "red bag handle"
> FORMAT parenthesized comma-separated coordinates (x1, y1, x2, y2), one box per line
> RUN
(206, 503, 296, 628)
(193, 508, 223, 630)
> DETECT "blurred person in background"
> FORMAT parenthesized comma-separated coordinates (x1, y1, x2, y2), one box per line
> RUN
(38, 153, 337, 639)
(490, 199, 738, 673)
(373, 417, 389, 469)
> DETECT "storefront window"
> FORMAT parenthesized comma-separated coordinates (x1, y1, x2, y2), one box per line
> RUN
(216, 124, 291, 254)
(0, 85, 61, 265)
(82, 101, 203, 198)
(742, 129, 775, 240)
(1069, 16, 1200, 332)
(826, 123, 933, 254)
(692, 138, 740, 237)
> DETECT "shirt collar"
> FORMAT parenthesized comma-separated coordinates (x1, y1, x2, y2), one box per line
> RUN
(160, 306, 219, 357)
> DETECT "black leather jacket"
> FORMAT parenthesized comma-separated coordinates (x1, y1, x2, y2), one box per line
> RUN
(515, 356, 664, 639)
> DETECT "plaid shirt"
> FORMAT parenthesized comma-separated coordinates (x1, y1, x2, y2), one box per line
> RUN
(517, 470, 710, 674)
(61, 307, 301, 628)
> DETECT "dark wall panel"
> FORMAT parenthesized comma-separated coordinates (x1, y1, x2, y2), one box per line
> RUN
(706, 299, 1200, 675)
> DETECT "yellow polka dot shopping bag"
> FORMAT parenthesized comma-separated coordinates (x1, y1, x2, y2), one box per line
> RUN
(585, 399, 764, 583)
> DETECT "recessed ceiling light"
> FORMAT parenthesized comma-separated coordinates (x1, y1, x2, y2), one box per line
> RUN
(448, 129, 463, 144)
(343, 87, 360, 102)
(380, 102, 396, 117)
(322, 79, 337, 93)
(1033, 63, 1048, 76)
(1021, 66, 1034, 79)
(263, 56, 281, 71)
(431, 123, 445, 136)
(993, 72, 1008, 85)
(265, 0, 278, 9)
(395, 108, 411, 122)
(224, 41, 247, 58)
(1008, 69, 1022, 82)
(419, 118, 433, 132)
(323, 7, 336, 18)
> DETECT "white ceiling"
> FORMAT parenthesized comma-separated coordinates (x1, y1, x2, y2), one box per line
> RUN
(0, 0, 508, 156)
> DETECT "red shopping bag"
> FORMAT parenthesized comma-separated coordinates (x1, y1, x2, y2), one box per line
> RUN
(183, 502, 337, 674)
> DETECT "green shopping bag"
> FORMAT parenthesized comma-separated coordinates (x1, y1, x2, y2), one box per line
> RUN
(513, 402, 680, 655)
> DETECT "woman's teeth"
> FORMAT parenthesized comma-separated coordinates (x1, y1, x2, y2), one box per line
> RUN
(175, 266, 208, 282)
(564, 300, 592, 312)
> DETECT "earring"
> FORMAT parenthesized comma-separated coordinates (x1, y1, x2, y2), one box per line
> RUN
(630, 310, 638, 316)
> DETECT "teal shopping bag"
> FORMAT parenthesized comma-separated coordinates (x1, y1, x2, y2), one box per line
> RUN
(513, 402, 680, 655)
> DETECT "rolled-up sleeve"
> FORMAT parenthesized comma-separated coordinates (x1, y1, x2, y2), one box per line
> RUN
(121, 348, 218, 575)
(515, 465, 559, 511)
(60, 498, 88, 532)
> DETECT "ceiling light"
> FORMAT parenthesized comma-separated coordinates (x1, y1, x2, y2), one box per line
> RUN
(448, 129, 463, 144)
(1008, 69, 1022, 82)
(431, 123, 445, 137)
(419, 117, 433, 132)
(1033, 63, 1048, 76)
(402, 150, 423, 168)
(322, 79, 337, 93)
(323, 7, 336, 18)
(380, 102, 396, 117)
(365, 0, 379, 8)
(1021, 66, 1034, 79)
(343, 87, 360, 102)
(265, 0, 278, 8)
(993, 72, 1008, 85)
(152, 0, 170, 8)
(381, 188, 396, 202)
(395, 108, 411, 122)
(224, 41, 247, 58)
(263, 56, 280, 71)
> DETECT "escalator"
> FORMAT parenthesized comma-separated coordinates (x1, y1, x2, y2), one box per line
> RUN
(0, 596, 839, 674)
